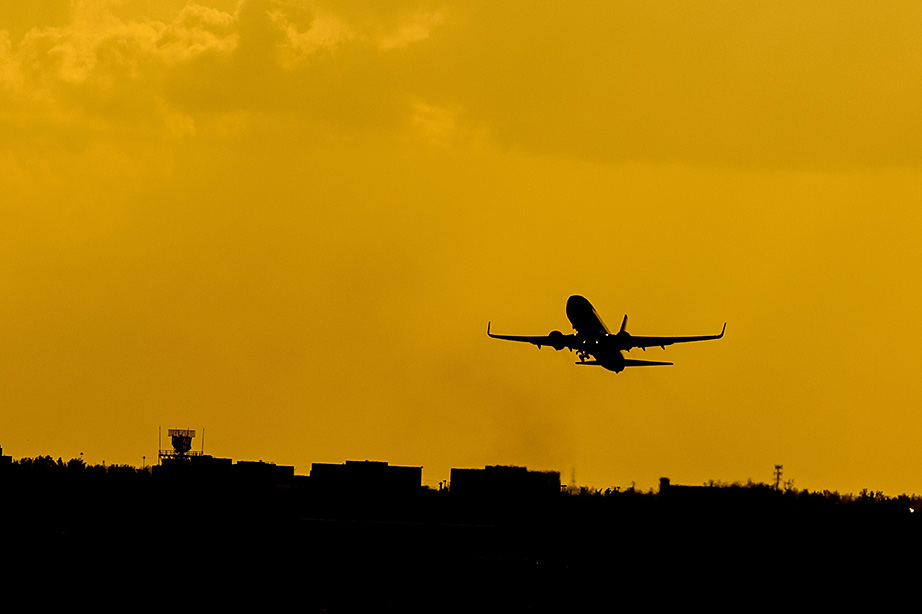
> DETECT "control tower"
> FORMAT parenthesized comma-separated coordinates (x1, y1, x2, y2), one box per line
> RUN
(159, 428, 203, 464)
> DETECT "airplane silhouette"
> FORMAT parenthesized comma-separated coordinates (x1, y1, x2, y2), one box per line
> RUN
(488, 295, 725, 373)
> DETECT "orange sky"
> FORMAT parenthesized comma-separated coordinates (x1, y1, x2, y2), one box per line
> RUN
(2, 1, 921, 494)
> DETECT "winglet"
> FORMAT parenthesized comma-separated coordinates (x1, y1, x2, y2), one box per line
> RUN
(718, 322, 726, 338)
(487, 321, 491, 337)
(619, 314, 628, 334)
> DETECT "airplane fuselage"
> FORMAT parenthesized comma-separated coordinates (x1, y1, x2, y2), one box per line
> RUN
(573, 337, 632, 372)
(565, 295, 609, 338)
(565, 296, 637, 370)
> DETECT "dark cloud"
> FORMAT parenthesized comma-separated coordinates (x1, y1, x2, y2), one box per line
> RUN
(406, 1, 922, 169)
(3, 1, 920, 169)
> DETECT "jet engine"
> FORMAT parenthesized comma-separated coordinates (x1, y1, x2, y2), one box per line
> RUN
(547, 330, 567, 351)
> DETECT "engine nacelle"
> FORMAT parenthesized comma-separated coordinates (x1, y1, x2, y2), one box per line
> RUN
(548, 330, 567, 351)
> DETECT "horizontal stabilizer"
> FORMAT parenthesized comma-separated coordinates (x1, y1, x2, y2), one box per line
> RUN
(575, 359, 673, 367)
(624, 359, 673, 367)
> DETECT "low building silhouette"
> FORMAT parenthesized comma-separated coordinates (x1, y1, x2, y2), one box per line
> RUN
(234, 460, 296, 484)
(449, 465, 560, 498)
(309, 460, 422, 496)
(153, 452, 231, 477)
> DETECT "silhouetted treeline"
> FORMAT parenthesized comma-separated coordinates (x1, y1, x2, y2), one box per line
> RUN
(2, 456, 919, 611)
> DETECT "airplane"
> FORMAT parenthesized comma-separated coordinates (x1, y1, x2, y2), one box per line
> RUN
(487, 295, 725, 373)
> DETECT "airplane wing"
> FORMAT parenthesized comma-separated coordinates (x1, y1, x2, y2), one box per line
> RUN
(487, 323, 576, 351)
(577, 359, 673, 367)
(626, 323, 726, 350)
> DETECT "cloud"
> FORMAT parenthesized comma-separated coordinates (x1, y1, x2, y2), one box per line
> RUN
(0, 1, 72, 43)
(0, 1, 447, 145)
(156, 3, 238, 63)
(2, 1, 921, 170)
(407, 1, 922, 169)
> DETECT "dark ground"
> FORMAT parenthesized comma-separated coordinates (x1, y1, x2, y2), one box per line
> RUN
(2, 458, 918, 611)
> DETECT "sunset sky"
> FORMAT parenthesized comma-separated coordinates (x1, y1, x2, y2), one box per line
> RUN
(3, 1, 921, 494)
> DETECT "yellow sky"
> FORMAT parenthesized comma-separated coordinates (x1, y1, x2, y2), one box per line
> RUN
(2, 1, 922, 494)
